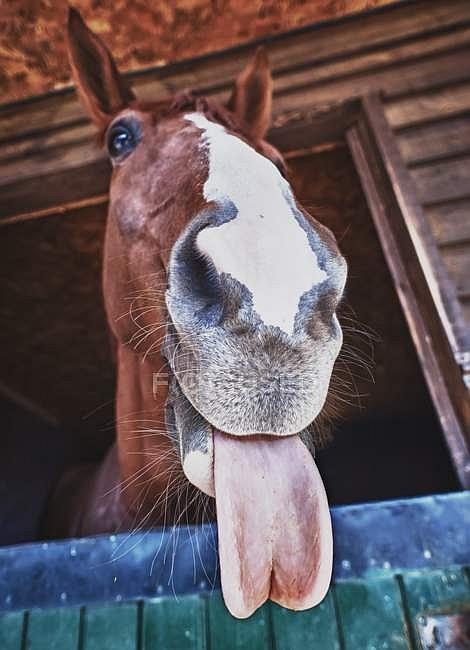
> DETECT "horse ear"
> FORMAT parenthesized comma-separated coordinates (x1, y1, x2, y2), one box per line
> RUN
(67, 7, 135, 129)
(227, 47, 273, 140)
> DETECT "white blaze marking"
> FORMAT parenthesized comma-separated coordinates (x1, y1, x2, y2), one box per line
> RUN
(185, 113, 327, 335)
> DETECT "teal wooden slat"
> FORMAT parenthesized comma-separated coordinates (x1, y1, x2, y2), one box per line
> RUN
(25, 607, 80, 650)
(0, 611, 24, 650)
(401, 567, 470, 647)
(207, 594, 269, 650)
(270, 593, 341, 650)
(82, 602, 138, 650)
(142, 595, 206, 650)
(335, 576, 410, 650)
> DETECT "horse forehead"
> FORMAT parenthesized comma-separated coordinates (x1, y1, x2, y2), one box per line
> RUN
(184, 112, 328, 335)
(185, 112, 284, 199)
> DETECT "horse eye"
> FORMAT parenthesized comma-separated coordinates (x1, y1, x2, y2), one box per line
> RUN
(107, 121, 139, 159)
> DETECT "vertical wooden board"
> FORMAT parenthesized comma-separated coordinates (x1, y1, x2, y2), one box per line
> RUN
(26, 607, 80, 650)
(82, 603, 138, 650)
(270, 593, 341, 650)
(335, 576, 410, 650)
(142, 595, 206, 650)
(401, 567, 470, 646)
(0, 611, 24, 650)
(207, 593, 269, 650)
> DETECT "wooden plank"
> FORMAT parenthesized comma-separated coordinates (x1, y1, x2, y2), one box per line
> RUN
(335, 576, 410, 649)
(270, 594, 341, 650)
(424, 199, 470, 246)
(82, 603, 137, 650)
(410, 154, 470, 205)
(207, 594, 269, 650)
(1, 0, 470, 141)
(400, 568, 470, 648)
(0, 612, 24, 650)
(0, 159, 110, 220)
(347, 95, 470, 488)
(274, 48, 470, 117)
(26, 607, 80, 650)
(396, 113, 470, 166)
(142, 595, 206, 650)
(386, 81, 470, 129)
(440, 243, 470, 298)
(0, 122, 93, 164)
(0, 140, 103, 185)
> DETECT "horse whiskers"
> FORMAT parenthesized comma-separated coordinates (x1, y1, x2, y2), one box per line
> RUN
(128, 322, 170, 349)
(119, 419, 168, 427)
(122, 468, 182, 498)
(116, 305, 166, 324)
(110, 480, 180, 562)
(103, 454, 177, 499)
(124, 431, 171, 441)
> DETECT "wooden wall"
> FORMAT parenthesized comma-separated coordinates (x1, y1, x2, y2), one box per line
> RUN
(394, 107, 470, 333)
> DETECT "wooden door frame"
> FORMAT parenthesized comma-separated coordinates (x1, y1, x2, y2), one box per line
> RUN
(271, 93, 470, 487)
(277, 93, 470, 488)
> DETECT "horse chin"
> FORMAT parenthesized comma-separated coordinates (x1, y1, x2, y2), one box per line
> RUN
(165, 372, 333, 619)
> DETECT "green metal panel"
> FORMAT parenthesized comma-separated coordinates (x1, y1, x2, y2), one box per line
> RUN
(25, 607, 80, 650)
(401, 567, 470, 647)
(207, 593, 270, 650)
(0, 611, 24, 650)
(335, 576, 410, 650)
(142, 595, 206, 650)
(82, 602, 138, 650)
(2, 567, 470, 650)
(270, 593, 341, 650)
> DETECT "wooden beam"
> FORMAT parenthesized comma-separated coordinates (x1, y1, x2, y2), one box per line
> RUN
(347, 94, 470, 487)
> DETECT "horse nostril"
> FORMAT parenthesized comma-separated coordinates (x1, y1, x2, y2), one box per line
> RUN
(196, 301, 224, 327)
(171, 239, 224, 328)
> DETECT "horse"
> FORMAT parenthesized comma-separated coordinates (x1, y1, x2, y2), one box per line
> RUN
(43, 7, 348, 620)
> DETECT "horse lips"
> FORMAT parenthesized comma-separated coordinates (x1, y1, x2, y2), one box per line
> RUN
(213, 430, 333, 619)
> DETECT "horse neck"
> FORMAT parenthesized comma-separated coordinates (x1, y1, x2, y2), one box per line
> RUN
(114, 343, 177, 513)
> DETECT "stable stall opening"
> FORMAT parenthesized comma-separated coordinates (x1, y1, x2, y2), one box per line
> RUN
(0, 137, 460, 547)
(287, 143, 459, 504)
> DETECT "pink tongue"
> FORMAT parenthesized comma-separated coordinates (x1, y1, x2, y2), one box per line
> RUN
(213, 429, 333, 619)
